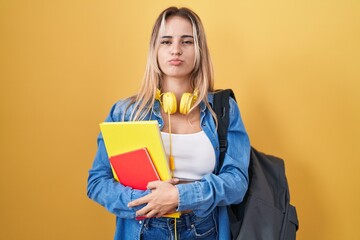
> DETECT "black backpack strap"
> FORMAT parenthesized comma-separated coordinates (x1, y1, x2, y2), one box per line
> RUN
(212, 89, 236, 171)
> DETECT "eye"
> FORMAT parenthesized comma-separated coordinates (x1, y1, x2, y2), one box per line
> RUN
(182, 40, 194, 45)
(160, 40, 172, 45)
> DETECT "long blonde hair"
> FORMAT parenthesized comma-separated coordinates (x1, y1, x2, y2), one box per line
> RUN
(126, 7, 216, 121)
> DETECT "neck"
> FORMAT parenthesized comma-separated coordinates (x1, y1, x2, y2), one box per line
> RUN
(161, 76, 192, 96)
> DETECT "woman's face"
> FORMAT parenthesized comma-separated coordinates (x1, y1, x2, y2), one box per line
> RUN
(157, 16, 196, 81)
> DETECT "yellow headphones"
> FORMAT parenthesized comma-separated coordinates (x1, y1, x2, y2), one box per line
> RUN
(155, 89, 198, 115)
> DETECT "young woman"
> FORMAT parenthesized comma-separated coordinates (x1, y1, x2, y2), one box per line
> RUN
(87, 6, 250, 240)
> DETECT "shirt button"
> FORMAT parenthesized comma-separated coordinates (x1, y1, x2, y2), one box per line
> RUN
(139, 221, 142, 224)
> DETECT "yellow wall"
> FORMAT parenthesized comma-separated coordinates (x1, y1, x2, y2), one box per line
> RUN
(1, 1, 359, 239)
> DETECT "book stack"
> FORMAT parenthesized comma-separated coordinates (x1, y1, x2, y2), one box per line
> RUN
(99, 120, 180, 218)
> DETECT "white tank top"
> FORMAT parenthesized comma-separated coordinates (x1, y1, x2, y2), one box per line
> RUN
(161, 131, 216, 181)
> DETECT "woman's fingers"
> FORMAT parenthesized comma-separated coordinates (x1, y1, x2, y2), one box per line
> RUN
(128, 194, 150, 208)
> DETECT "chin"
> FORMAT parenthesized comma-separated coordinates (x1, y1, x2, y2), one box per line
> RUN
(163, 71, 192, 79)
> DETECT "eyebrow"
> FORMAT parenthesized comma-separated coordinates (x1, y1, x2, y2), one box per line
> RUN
(161, 35, 194, 39)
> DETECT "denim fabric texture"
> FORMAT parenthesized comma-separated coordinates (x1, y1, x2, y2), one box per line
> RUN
(87, 93, 250, 240)
(140, 212, 217, 240)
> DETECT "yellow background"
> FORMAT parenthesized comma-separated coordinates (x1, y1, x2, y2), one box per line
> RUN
(1, 1, 359, 239)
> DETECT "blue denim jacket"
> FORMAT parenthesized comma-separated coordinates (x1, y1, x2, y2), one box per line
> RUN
(87, 93, 250, 239)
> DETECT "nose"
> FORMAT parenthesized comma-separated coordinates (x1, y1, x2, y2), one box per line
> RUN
(170, 42, 183, 56)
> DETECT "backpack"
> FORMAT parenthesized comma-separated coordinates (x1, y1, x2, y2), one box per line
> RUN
(212, 89, 299, 240)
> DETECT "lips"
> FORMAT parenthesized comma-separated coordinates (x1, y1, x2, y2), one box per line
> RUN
(169, 59, 183, 66)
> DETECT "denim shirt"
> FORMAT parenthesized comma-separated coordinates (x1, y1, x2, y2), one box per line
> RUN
(87, 93, 250, 239)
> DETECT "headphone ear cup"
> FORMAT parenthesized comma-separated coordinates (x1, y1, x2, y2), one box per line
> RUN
(179, 92, 195, 114)
(162, 92, 177, 114)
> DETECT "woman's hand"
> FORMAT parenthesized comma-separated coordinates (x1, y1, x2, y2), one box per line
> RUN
(128, 178, 179, 218)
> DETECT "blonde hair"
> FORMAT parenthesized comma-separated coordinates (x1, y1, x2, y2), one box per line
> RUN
(126, 7, 216, 121)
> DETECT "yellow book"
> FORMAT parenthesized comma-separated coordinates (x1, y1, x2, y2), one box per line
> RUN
(99, 120, 180, 218)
